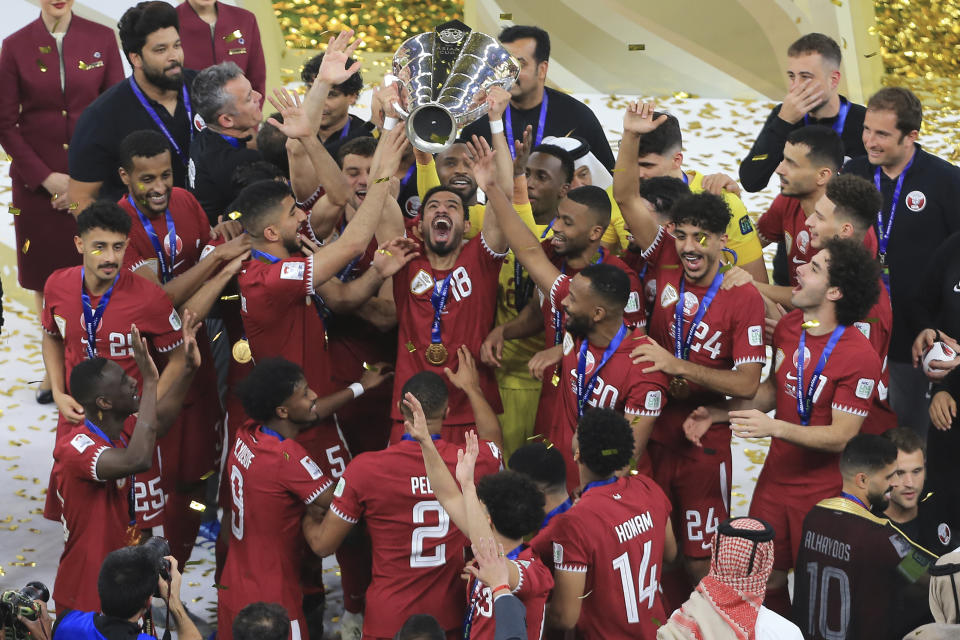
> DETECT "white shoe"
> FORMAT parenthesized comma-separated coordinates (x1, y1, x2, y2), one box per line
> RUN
(339, 610, 363, 640)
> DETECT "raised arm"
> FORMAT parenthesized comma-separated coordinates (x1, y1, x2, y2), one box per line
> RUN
(314, 236, 418, 312)
(444, 347, 503, 447)
(180, 253, 248, 321)
(154, 310, 203, 433)
(464, 136, 508, 254)
(485, 87, 515, 197)
(612, 101, 666, 251)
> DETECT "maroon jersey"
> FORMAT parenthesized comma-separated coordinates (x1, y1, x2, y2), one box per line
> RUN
(855, 284, 896, 435)
(546, 475, 672, 640)
(465, 546, 553, 640)
(793, 498, 936, 640)
(391, 234, 506, 426)
(535, 273, 669, 489)
(52, 423, 135, 612)
(757, 195, 878, 286)
(329, 438, 503, 637)
(217, 424, 332, 640)
(763, 310, 880, 491)
(119, 187, 211, 278)
(642, 227, 767, 455)
(42, 266, 182, 526)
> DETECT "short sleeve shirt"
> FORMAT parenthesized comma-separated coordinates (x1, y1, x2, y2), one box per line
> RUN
(465, 546, 553, 640)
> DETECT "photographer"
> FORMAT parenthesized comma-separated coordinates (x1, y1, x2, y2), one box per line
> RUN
(53, 544, 200, 640)
(0, 586, 52, 640)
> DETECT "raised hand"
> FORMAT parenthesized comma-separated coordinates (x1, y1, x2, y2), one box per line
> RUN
(623, 101, 669, 137)
(371, 236, 419, 277)
(266, 88, 313, 140)
(444, 345, 481, 392)
(464, 134, 497, 190)
(455, 429, 480, 488)
(486, 86, 511, 122)
(373, 125, 411, 179)
(779, 80, 825, 124)
(130, 323, 159, 384)
(464, 537, 510, 590)
(180, 309, 202, 372)
(513, 125, 533, 177)
(317, 30, 363, 86)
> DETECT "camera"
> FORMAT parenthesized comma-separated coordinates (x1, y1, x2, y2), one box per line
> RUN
(0, 582, 49, 636)
(141, 536, 172, 596)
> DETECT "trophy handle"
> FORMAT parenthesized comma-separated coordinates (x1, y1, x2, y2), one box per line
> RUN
(383, 74, 410, 119)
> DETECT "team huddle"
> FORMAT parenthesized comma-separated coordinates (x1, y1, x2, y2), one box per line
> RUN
(4, 1, 960, 639)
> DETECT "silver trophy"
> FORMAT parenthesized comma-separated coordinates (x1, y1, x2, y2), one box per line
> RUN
(387, 20, 520, 153)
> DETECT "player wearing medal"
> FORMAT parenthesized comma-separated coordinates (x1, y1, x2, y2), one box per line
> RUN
(53, 313, 200, 616)
(613, 101, 766, 593)
(41, 202, 191, 531)
(217, 359, 337, 640)
(302, 369, 503, 640)
(687, 237, 882, 615)
(479, 139, 670, 490)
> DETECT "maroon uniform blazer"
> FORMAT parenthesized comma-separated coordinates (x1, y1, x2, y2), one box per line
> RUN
(176, 1, 266, 96)
(0, 15, 123, 191)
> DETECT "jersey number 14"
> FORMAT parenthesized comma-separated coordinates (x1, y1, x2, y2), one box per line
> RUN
(612, 539, 659, 623)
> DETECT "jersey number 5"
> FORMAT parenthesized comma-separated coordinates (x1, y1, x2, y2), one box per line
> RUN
(612, 540, 659, 622)
(410, 500, 449, 568)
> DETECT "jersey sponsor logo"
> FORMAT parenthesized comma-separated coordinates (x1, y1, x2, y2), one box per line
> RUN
(70, 433, 95, 453)
(738, 215, 753, 235)
(300, 456, 323, 480)
(854, 321, 871, 340)
(486, 441, 502, 462)
(624, 291, 641, 314)
(581, 349, 597, 375)
(905, 190, 926, 212)
(280, 261, 306, 281)
(938, 523, 952, 546)
(188, 158, 197, 189)
(53, 314, 66, 338)
(855, 378, 875, 399)
(796, 229, 810, 255)
(410, 269, 434, 295)
(953, 280, 960, 293)
(681, 291, 699, 318)
(553, 542, 564, 565)
(169, 309, 182, 331)
(660, 283, 679, 308)
(748, 325, 762, 346)
(644, 390, 662, 411)
(334, 477, 346, 498)
(562, 331, 574, 356)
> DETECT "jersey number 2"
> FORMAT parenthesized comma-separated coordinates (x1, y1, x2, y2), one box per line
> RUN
(410, 500, 449, 568)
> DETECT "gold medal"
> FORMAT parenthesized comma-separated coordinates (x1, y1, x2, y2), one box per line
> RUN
(232, 339, 252, 364)
(669, 376, 690, 399)
(424, 342, 448, 366)
(551, 372, 560, 387)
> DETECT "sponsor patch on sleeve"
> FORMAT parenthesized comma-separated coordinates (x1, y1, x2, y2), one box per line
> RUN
(553, 542, 564, 565)
(855, 378, 876, 399)
(71, 433, 95, 453)
(54, 314, 66, 337)
(300, 455, 323, 480)
(739, 215, 754, 235)
(169, 309, 182, 331)
(624, 291, 641, 314)
(333, 477, 346, 498)
(644, 390, 662, 411)
(748, 325, 763, 346)
(199, 244, 216, 261)
(280, 261, 306, 281)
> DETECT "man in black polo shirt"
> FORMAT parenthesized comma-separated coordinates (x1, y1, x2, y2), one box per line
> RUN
(300, 51, 376, 160)
(739, 33, 866, 193)
(68, 1, 196, 212)
(188, 61, 263, 223)
(459, 25, 614, 170)
(841, 87, 960, 429)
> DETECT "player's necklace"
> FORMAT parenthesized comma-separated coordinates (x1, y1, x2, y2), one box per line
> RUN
(80, 267, 118, 359)
(127, 195, 177, 283)
(575, 324, 628, 417)
(670, 270, 723, 399)
(796, 325, 846, 425)
(874, 152, 915, 294)
(425, 270, 454, 366)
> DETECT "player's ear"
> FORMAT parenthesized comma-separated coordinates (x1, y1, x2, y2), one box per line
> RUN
(275, 405, 289, 420)
(74, 235, 84, 255)
(262, 224, 281, 243)
(825, 285, 842, 303)
(96, 396, 112, 412)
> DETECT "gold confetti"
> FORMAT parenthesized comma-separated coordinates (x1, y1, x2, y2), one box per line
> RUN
(91, 249, 102, 255)
(189, 500, 207, 512)
(212, 331, 223, 342)
(36, 59, 47, 72)
(21, 240, 29, 253)
(499, 13, 512, 19)
(228, 210, 242, 220)
(628, 44, 646, 51)
(38, 46, 51, 53)
(220, 294, 239, 301)
(8, 207, 20, 215)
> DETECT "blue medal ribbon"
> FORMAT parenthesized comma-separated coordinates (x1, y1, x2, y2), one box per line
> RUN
(681, 172, 689, 185)
(400, 433, 441, 442)
(581, 476, 617, 496)
(259, 425, 286, 441)
(541, 496, 573, 529)
(840, 491, 869, 510)
(85, 419, 135, 525)
(218, 133, 244, 148)
(674, 271, 723, 362)
(128, 196, 177, 283)
(874, 152, 915, 293)
(339, 118, 351, 141)
(505, 90, 548, 159)
(796, 325, 846, 425)
(400, 164, 416, 189)
(81, 267, 117, 359)
(251, 248, 330, 334)
(576, 324, 628, 417)
(430, 272, 454, 347)
(128, 75, 192, 167)
(804, 97, 851, 135)
(463, 543, 525, 639)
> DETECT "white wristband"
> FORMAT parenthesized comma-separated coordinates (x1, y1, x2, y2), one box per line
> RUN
(383, 116, 398, 131)
(349, 382, 365, 399)
(489, 119, 504, 134)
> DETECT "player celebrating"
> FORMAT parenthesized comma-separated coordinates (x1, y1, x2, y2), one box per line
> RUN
(217, 358, 338, 640)
(688, 237, 882, 614)
(302, 365, 503, 640)
(532, 409, 676, 638)
(53, 314, 200, 615)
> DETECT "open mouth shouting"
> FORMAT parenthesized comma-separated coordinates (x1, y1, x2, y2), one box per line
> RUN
(431, 214, 453, 244)
(681, 251, 705, 274)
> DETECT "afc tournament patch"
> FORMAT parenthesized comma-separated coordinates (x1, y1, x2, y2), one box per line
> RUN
(280, 261, 305, 281)
(334, 477, 346, 498)
(644, 390, 662, 412)
(624, 291, 640, 314)
(748, 325, 763, 346)
(410, 269, 433, 295)
(854, 321, 871, 340)
(905, 191, 926, 212)
(553, 542, 564, 565)
(300, 456, 323, 480)
(855, 378, 875, 400)
(169, 309, 182, 331)
(71, 433, 95, 453)
(562, 331, 574, 356)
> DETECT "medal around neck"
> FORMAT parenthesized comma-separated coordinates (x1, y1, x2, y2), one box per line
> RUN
(232, 339, 252, 364)
(425, 342, 448, 366)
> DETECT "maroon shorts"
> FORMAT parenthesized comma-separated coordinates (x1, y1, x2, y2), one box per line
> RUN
(749, 475, 838, 570)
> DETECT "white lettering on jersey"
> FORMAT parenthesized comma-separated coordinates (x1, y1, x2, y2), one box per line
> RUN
(300, 456, 323, 480)
(615, 511, 653, 543)
(234, 438, 255, 469)
(280, 261, 305, 280)
(748, 325, 763, 346)
(411, 476, 435, 495)
(71, 433, 95, 453)
(855, 378, 875, 399)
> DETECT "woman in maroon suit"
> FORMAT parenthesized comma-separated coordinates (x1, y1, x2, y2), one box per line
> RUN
(176, 0, 266, 96)
(0, 0, 123, 401)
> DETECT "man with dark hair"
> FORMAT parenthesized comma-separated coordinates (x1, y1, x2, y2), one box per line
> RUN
(54, 546, 201, 640)
(460, 25, 614, 170)
(51, 316, 199, 616)
(690, 237, 882, 615)
(793, 434, 937, 640)
(883, 427, 960, 557)
(300, 50, 375, 157)
(529, 408, 676, 638)
(407, 400, 553, 640)
(233, 603, 291, 640)
(508, 443, 571, 529)
(217, 358, 342, 640)
(41, 201, 190, 531)
(616, 102, 766, 593)
(739, 32, 867, 193)
(69, 1, 195, 209)
(842, 86, 960, 431)
(188, 61, 264, 223)
(302, 368, 503, 640)
(626, 110, 766, 282)
(395, 614, 445, 640)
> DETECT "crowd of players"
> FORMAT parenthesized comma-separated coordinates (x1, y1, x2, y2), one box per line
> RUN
(2, 1, 960, 639)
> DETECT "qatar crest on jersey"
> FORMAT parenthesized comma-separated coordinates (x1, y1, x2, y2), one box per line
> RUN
(162, 230, 183, 256)
(905, 191, 926, 212)
(938, 522, 952, 546)
(796, 229, 810, 255)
